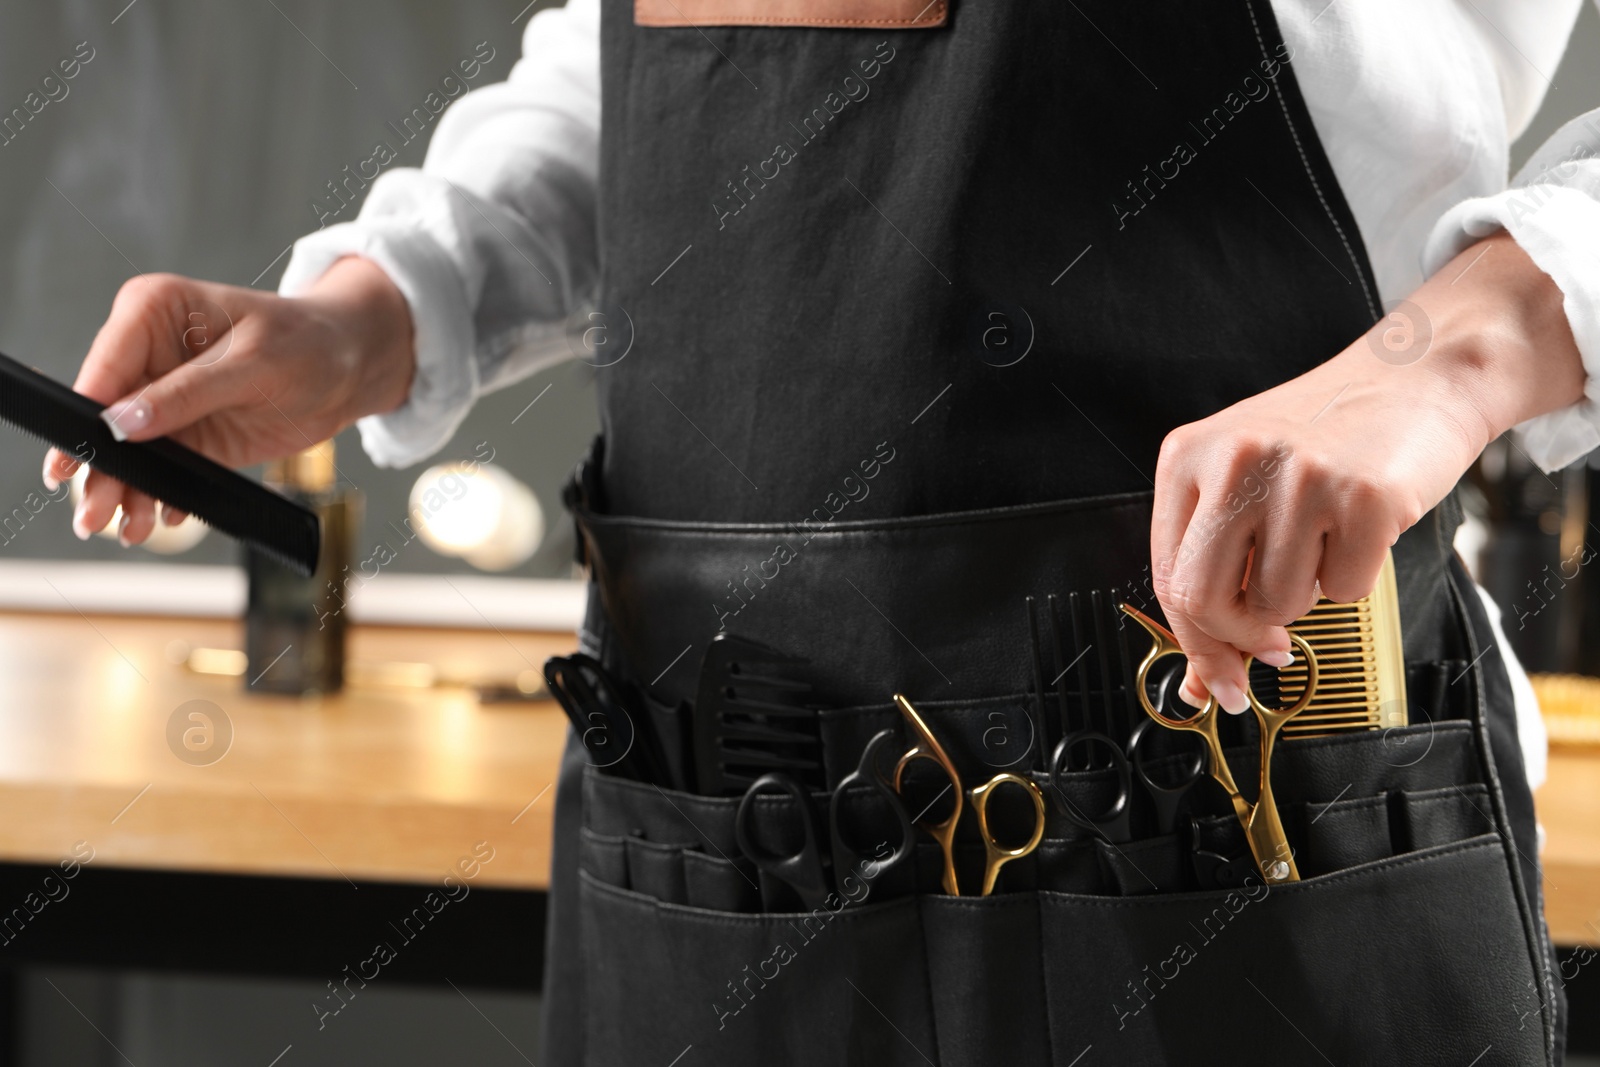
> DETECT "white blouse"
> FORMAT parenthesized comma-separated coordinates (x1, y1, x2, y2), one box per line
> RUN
(281, 0, 1600, 785)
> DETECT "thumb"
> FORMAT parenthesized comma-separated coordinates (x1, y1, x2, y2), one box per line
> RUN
(99, 359, 252, 443)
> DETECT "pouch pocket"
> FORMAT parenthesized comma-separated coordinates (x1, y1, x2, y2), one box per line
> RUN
(1298, 793, 1393, 876)
(1193, 778, 1499, 883)
(625, 835, 688, 905)
(579, 873, 935, 1066)
(1400, 783, 1493, 850)
(634, 0, 947, 29)
(1038, 837, 1545, 1066)
(1097, 832, 1187, 895)
(1296, 782, 1495, 878)
(584, 764, 740, 852)
(1252, 721, 1480, 806)
(921, 895, 1050, 1067)
(1033, 837, 1108, 895)
(684, 849, 762, 912)
(578, 827, 630, 890)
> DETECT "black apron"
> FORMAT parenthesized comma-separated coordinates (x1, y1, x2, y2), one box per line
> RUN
(539, 1, 1564, 1063)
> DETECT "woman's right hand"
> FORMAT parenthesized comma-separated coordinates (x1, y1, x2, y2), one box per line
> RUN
(43, 256, 415, 545)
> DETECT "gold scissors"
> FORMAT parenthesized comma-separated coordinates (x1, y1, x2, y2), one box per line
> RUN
(1118, 605, 1319, 884)
(891, 693, 1047, 896)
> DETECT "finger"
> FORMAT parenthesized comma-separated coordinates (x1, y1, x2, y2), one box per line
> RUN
(118, 489, 159, 547)
(1151, 435, 1200, 594)
(1319, 521, 1394, 605)
(159, 502, 189, 527)
(73, 469, 126, 541)
(1152, 446, 1214, 712)
(1167, 619, 1251, 714)
(72, 275, 185, 405)
(1244, 506, 1328, 631)
(1168, 501, 1285, 657)
(43, 447, 83, 492)
(77, 274, 245, 394)
(1163, 520, 1294, 714)
(100, 353, 255, 443)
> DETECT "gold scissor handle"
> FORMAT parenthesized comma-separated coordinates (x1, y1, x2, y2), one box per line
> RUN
(968, 772, 1046, 897)
(1118, 603, 1319, 884)
(1242, 631, 1318, 883)
(892, 694, 964, 896)
(1120, 604, 1242, 801)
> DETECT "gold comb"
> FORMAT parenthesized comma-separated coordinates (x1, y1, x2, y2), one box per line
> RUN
(1272, 550, 1407, 738)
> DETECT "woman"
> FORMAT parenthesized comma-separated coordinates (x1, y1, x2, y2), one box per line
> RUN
(46, 1, 1599, 1063)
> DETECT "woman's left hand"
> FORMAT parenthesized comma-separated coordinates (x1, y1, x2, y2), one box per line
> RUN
(1152, 232, 1587, 713)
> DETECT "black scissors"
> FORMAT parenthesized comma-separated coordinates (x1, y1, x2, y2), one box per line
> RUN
(734, 728, 915, 911)
(1126, 718, 1207, 836)
(1047, 719, 1205, 838)
(1046, 659, 1206, 843)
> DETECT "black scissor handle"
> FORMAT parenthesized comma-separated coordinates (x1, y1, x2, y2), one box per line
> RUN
(735, 773, 830, 910)
(1127, 717, 1206, 836)
(830, 729, 915, 893)
(1048, 731, 1132, 842)
(544, 654, 641, 774)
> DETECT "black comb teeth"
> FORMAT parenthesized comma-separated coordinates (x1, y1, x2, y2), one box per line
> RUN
(0, 350, 320, 576)
(692, 633, 822, 795)
(1024, 589, 1141, 771)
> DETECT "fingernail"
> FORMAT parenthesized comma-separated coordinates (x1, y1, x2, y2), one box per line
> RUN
(1256, 649, 1295, 668)
(72, 500, 92, 541)
(159, 503, 185, 527)
(117, 512, 132, 547)
(1212, 680, 1249, 715)
(100, 399, 150, 442)
(42, 456, 59, 493)
(1178, 681, 1206, 709)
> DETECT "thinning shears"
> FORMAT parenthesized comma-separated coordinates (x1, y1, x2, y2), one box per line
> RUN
(1118, 604, 1318, 883)
(734, 728, 916, 911)
(891, 694, 1047, 897)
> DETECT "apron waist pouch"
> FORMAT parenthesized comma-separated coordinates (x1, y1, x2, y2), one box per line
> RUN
(574, 485, 1159, 708)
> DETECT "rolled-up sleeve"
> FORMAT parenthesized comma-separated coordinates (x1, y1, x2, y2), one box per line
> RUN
(1422, 108, 1600, 473)
(277, 0, 601, 469)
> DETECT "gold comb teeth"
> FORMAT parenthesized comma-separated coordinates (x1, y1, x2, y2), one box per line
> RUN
(1273, 550, 1408, 738)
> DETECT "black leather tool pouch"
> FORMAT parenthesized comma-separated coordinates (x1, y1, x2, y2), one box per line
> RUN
(567, 489, 1558, 1066)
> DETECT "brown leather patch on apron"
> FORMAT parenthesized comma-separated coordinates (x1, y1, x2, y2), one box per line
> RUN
(634, 0, 947, 29)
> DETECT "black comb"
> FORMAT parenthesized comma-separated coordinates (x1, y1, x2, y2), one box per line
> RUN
(691, 634, 822, 795)
(0, 350, 320, 576)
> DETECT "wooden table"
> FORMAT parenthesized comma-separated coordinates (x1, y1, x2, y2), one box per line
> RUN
(0, 611, 574, 889)
(1538, 749, 1600, 947)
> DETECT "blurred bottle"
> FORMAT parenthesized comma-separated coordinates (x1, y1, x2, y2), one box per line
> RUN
(1471, 436, 1593, 674)
(244, 441, 361, 695)
(1580, 459, 1600, 677)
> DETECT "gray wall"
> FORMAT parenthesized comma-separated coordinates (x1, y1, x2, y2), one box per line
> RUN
(0, 0, 591, 579)
(1512, 2, 1600, 172)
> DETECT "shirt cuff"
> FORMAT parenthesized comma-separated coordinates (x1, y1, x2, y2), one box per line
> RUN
(278, 179, 478, 470)
(1422, 118, 1600, 472)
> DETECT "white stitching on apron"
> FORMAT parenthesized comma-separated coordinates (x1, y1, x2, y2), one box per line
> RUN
(1244, 0, 1383, 323)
